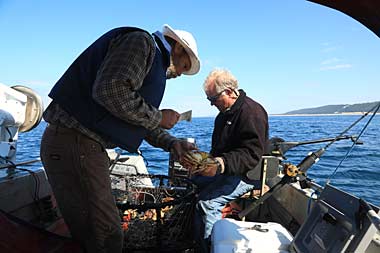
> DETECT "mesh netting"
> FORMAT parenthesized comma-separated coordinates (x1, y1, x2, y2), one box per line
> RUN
(111, 173, 196, 251)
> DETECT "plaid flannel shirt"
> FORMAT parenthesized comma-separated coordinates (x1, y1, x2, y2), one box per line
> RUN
(43, 30, 177, 151)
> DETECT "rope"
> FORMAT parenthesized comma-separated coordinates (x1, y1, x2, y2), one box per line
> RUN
(0, 155, 42, 217)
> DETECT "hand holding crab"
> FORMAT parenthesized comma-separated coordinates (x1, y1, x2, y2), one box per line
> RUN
(180, 151, 224, 177)
(170, 139, 198, 161)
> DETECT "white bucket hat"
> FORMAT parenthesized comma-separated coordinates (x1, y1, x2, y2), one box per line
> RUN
(162, 24, 200, 75)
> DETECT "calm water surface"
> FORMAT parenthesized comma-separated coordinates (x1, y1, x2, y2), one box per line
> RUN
(18, 115, 380, 206)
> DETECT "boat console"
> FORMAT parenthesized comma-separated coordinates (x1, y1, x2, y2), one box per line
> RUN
(291, 184, 380, 253)
(211, 183, 380, 253)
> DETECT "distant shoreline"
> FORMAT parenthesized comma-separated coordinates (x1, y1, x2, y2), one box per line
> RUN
(270, 112, 374, 117)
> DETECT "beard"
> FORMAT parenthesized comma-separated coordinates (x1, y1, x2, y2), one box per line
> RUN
(166, 63, 178, 79)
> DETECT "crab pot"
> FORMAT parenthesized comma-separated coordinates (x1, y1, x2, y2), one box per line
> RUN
(112, 173, 197, 252)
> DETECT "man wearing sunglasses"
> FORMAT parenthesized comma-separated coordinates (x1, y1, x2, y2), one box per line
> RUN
(192, 69, 269, 252)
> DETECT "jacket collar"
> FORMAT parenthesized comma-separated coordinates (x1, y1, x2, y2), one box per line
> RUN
(223, 89, 246, 116)
(152, 31, 171, 67)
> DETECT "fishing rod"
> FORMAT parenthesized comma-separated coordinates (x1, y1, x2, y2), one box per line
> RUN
(327, 102, 380, 183)
(271, 135, 362, 157)
(239, 103, 380, 219)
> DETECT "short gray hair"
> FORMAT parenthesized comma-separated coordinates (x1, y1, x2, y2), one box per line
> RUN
(203, 69, 238, 93)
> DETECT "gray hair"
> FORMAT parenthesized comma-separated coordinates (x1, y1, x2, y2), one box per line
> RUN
(203, 69, 238, 93)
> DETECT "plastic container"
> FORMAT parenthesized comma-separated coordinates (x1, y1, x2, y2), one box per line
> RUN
(211, 218, 293, 253)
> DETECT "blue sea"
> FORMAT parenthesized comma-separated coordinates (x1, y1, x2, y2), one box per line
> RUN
(18, 115, 380, 206)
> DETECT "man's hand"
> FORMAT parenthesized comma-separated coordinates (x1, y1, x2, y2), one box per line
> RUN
(160, 109, 180, 129)
(196, 162, 218, 177)
(194, 157, 224, 176)
(180, 155, 224, 177)
(170, 140, 198, 161)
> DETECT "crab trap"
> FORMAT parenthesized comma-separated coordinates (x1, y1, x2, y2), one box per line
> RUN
(111, 172, 197, 252)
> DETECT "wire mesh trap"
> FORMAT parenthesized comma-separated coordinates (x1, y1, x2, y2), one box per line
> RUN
(111, 173, 197, 252)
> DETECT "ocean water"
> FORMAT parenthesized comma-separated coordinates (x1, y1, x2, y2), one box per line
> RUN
(17, 115, 380, 206)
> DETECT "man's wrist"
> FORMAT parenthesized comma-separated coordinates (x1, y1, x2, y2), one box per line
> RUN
(168, 139, 178, 152)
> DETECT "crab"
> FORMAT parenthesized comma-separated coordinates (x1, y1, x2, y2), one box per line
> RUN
(180, 150, 218, 175)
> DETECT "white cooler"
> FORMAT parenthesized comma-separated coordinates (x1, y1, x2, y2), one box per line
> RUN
(211, 218, 293, 253)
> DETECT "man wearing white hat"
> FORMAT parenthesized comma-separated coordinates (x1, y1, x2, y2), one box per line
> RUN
(40, 24, 200, 253)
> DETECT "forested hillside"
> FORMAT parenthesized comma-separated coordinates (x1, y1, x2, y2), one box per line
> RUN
(284, 101, 379, 115)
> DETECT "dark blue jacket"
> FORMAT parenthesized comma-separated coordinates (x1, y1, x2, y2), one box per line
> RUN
(49, 27, 170, 152)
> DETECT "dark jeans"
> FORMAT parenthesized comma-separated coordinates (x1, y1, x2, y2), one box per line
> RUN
(40, 124, 123, 253)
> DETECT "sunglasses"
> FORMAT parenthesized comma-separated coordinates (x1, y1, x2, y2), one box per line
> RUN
(207, 90, 226, 103)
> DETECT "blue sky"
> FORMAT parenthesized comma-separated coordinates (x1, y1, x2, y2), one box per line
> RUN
(1, 0, 379, 117)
